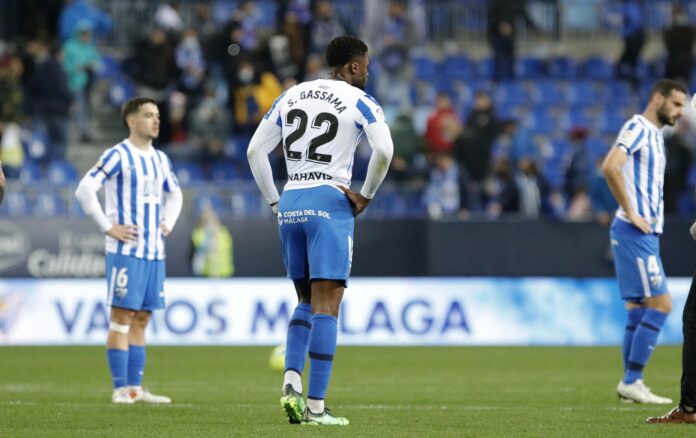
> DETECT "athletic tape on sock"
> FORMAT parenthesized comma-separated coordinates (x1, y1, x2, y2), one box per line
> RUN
(109, 321, 130, 334)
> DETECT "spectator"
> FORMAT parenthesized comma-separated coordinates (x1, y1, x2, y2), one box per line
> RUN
(154, 2, 184, 36)
(62, 20, 102, 142)
(175, 29, 207, 102)
(231, 59, 282, 139)
(485, 157, 519, 217)
(191, 207, 234, 277)
(487, 0, 537, 82)
(389, 113, 424, 181)
(25, 38, 73, 162)
(663, 6, 696, 85)
(188, 82, 230, 163)
(589, 155, 618, 225)
(127, 28, 178, 99)
(425, 153, 461, 219)
(664, 120, 694, 213)
(455, 91, 498, 211)
(615, 0, 645, 89)
(0, 54, 25, 173)
(424, 93, 460, 155)
(58, 0, 112, 41)
(563, 127, 591, 205)
(311, 0, 349, 54)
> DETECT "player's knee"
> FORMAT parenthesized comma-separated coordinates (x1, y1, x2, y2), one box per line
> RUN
(131, 312, 151, 330)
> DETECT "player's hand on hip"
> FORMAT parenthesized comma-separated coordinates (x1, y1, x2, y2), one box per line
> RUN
(338, 186, 370, 216)
(160, 223, 171, 237)
(106, 224, 139, 243)
(626, 211, 652, 234)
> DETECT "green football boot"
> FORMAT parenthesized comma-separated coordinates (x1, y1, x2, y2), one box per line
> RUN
(280, 384, 306, 424)
(302, 407, 349, 426)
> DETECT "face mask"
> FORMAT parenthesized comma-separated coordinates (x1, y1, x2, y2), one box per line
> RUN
(675, 14, 689, 26)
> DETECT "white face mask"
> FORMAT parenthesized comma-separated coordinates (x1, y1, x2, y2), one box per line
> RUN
(238, 68, 254, 83)
(675, 14, 689, 26)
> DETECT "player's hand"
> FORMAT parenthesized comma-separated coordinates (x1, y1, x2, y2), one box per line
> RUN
(626, 211, 652, 234)
(338, 186, 370, 216)
(106, 224, 139, 243)
(690, 220, 696, 241)
(160, 223, 171, 237)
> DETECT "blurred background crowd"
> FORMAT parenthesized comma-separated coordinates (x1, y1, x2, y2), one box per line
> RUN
(1, 0, 696, 222)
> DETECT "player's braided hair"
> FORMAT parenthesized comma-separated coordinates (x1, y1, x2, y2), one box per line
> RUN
(325, 35, 368, 68)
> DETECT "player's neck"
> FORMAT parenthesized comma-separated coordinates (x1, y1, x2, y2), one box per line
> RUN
(128, 135, 152, 150)
(641, 110, 662, 129)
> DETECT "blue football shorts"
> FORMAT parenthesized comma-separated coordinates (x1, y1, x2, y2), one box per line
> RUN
(277, 185, 354, 284)
(106, 252, 166, 311)
(610, 218, 668, 302)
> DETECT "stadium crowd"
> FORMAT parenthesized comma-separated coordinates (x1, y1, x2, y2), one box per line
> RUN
(2, 0, 696, 220)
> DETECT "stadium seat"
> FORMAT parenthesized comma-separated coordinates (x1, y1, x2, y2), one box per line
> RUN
(412, 55, 438, 81)
(566, 81, 600, 107)
(209, 161, 239, 181)
(516, 56, 545, 79)
(96, 55, 123, 80)
(527, 108, 558, 135)
(194, 194, 224, 216)
(18, 162, 43, 185)
(229, 191, 262, 218)
(109, 77, 136, 108)
(33, 193, 67, 217)
(47, 160, 78, 187)
(599, 108, 629, 136)
(531, 80, 566, 106)
(173, 161, 205, 186)
(441, 54, 477, 82)
(410, 80, 438, 107)
(494, 81, 529, 107)
(0, 191, 30, 216)
(547, 56, 577, 79)
(477, 57, 493, 79)
(604, 81, 636, 106)
(582, 57, 613, 81)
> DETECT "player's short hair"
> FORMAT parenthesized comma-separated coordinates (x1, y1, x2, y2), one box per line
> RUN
(649, 79, 688, 99)
(121, 97, 157, 128)
(325, 35, 368, 68)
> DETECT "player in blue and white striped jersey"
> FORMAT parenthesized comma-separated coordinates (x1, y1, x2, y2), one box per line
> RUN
(602, 79, 687, 404)
(75, 97, 183, 404)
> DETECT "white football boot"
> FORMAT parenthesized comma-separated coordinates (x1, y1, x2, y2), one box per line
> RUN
(112, 387, 134, 404)
(129, 386, 171, 404)
(617, 380, 672, 404)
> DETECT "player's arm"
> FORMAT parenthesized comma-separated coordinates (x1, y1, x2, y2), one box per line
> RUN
(0, 160, 5, 206)
(74, 151, 137, 243)
(247, 118, 283, 211)
(160, 155, 183, 237)
(601, 146, 651, 233)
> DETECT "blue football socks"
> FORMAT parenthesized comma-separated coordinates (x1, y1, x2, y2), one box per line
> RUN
(624, 308, 668, 384)
(622, 307, 646, 371)
(284, 303, 313, 376)
(107, 349, 129, 389)
(307, 314, 338, 402)
(127, 345, 146, 387)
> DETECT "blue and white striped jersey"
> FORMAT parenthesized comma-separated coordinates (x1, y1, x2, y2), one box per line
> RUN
(88, 139, 180, 259)
(614, 114, 666, 234)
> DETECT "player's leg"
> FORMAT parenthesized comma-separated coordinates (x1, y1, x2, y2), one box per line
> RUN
(278, 190, 311, 423)
(625, 293, 672, 385)
(107, 306, 135, 403)
(646, 274, 696, 423)
(128, 258, 170, 403)
(304, 280, 348, 425)
(622, 302, 646, 372)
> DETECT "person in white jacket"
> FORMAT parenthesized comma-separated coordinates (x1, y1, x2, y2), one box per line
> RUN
(74, 97, 182, 404)
(247, 35, 393, 426)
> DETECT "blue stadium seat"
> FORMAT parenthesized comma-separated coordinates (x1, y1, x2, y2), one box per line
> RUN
(604, 81, 636, 106)
(586, 137, 610, 161)
(97, 55, 123, 80)
(547, 56, 577, 79)
(527, 108, 558, 135)
(33, 193, 67, 216)
(566, 107, 595, 129)
(229, 191, 262, 218)
(441, 55, 477, 82)
(412, 55, 438, 81)
(173, 161, 205, 186)
(109, 76, 136, 108)
(477, 57, 493, 79)
(582, 57, 613, 81)
(494, 81, 529, 107)
(516, 56, 545, 79)
(0, 191, 30, 216)
(566, 81, 600, 107)
(47, 160, 78, 187)
(209, 161, 239, 181)
(19, 162, 43, 185)
(531, 80, 566, 106)
(599, 108, 628, 135)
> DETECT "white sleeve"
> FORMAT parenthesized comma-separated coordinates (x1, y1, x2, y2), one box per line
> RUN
(162, 186, 183, 230)
(74, 175, 112, 233)
(356, 96, 393, 199)
(247, 118, 282, 205)
(161, 153, 183, 230)
(360, 121, 394, 199)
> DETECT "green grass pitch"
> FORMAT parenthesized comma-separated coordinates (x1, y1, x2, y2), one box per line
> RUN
(0, 346, 693, 437)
